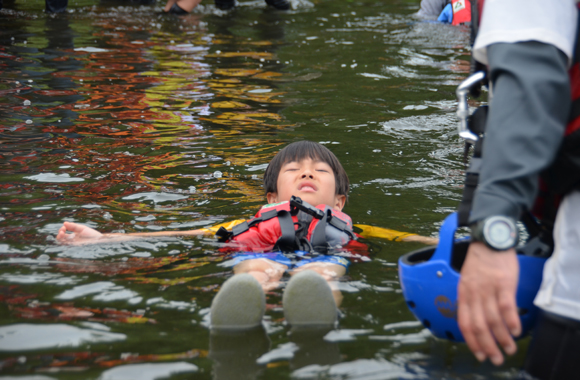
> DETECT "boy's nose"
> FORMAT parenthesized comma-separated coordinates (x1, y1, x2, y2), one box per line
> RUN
(301, 170, 314, 179)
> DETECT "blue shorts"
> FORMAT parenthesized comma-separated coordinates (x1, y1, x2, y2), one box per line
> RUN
(228, 251, 350, 270)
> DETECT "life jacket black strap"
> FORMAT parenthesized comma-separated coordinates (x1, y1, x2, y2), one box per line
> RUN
(259, 209, 278, 221)
(329, 216, 346, 231)
(225, 209, 280, 238)
(310, 210, 330, 254)
(232, 221, 250, 236)
(215, 208, 279, 242)
(274, 210, 297, 251)
(216, 197, 355, 252)
(310, 209, 357, 253)
(328, 215, 356, 241)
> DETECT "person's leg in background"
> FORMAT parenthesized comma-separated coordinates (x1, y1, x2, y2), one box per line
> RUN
(45, 0, 68, 13)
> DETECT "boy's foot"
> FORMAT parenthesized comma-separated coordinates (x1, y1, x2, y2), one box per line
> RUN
(265, 0, 290, 10)
(210, 274, 266, 330)
(283, 270, 337, 327)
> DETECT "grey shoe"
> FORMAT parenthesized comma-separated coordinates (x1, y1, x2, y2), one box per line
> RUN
(283, 270, 337, 327)
(210, 274, 265, 330)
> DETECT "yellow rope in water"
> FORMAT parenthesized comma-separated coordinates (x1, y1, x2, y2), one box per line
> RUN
(200, 219, 246, 234)
(354, 224, 417, 242)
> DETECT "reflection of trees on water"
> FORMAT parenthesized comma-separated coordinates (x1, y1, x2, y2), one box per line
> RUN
(0, 11, 296, 237)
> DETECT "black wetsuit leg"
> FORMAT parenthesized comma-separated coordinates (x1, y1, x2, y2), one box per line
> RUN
(214, 0, 235, 10)
(265, 0, 289, 10)
(523, 310, 580, 380)
(168, 3, 188, 14)
(45, 0, 68, 13)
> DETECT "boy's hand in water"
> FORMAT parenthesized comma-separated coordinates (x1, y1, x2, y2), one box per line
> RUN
(56, 222, 104, 245)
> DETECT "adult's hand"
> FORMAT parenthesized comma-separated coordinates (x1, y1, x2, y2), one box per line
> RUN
(457, 241, 521, 366)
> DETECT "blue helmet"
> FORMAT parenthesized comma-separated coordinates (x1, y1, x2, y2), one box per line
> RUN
(398, 213, 548, 342)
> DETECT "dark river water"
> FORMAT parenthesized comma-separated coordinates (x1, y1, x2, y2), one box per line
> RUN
(0, 0, 527, 378)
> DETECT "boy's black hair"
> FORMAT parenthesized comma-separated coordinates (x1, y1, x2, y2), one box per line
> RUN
(263, 141, 349, 200)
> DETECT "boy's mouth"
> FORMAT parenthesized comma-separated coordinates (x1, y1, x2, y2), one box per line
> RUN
(298, 182, 317, 192)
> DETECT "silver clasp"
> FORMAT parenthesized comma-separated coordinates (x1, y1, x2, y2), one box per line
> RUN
(456, 71, 486, 144)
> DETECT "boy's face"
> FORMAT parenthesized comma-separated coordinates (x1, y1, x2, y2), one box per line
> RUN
(267, 158, 346, 211)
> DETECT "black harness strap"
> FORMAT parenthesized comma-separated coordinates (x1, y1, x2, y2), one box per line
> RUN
(567, 97, 580, 123)
(457, 106, 488, 227)
(457, 152, 482, 227)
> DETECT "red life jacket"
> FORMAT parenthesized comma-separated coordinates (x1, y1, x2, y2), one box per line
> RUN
(451, 0, 471, 26)
(215, 196, 355, 254)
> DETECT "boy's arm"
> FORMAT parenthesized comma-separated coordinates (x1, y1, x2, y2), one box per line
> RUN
(56, 220, 246, 246)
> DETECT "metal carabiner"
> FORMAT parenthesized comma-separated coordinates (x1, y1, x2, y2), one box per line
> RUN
(456, 71, 486, 144)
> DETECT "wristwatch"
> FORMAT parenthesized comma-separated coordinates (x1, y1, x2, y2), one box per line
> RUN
(471, 216, 518, 251)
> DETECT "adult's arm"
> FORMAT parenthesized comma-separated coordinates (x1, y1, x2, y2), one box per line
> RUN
(470, 42, 570, 222)
(459, 41, 570, 366)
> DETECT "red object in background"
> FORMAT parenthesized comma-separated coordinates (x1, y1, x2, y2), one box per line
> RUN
(451, 0, 472, 25)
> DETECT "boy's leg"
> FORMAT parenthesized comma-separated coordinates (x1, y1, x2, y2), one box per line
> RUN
(283, 270, 338, 327)
(291, 262, 346, 306)
(234, 258, 288, 292)
(210, 273, 265, 329)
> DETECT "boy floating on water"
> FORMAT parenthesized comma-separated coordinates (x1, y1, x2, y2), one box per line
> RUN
(57, 141, 436, 329)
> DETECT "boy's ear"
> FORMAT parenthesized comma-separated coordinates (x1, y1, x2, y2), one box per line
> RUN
(334, 195, 346, 211)
(266, 192, 278, 204)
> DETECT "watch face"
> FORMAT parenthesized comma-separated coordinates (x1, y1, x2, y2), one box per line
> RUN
(484, 217, 517, 250)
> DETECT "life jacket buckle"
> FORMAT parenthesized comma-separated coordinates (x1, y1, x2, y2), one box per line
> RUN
(289, 195, 325, 219)
(215, 226, 234, 242)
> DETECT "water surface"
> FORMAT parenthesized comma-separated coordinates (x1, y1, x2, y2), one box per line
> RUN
(0, 0, 526, 378)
